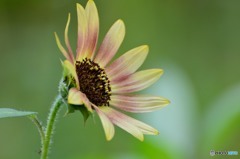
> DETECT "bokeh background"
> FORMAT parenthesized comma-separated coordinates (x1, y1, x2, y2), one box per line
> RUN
(0, 0, 240, 159)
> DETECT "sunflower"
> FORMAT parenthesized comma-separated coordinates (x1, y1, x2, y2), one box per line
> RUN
(55, 0, 169, 141)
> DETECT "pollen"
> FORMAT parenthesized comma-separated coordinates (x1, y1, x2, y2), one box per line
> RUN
(75, 58, 111, 106)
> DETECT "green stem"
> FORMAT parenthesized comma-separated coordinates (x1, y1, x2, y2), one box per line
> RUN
(41, 95, 63, 159)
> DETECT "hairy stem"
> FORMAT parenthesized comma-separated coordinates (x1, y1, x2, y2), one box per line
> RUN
(41, 95, 63, 159)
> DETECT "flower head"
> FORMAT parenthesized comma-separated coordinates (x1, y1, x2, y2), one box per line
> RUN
(55, 0, 169, 141)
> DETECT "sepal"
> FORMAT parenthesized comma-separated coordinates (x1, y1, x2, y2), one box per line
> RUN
(59, 79, 69, 100)
(59, 76, 77, 101)
(61, 60, 78, 89)
(65, 103, 91, 124)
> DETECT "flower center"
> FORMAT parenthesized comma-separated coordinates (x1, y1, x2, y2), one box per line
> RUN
(75, 58, 111, 106)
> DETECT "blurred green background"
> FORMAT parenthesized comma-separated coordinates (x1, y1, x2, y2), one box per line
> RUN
(0, 0, 240, 159)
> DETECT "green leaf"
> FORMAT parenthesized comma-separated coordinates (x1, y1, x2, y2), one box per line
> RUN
(0, 108, 37, 119)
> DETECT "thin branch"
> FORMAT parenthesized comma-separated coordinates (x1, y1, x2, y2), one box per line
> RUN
(28, 115, 45, 146)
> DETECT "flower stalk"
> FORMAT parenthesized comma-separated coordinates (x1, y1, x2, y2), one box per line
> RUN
(40, 94, 63, 159)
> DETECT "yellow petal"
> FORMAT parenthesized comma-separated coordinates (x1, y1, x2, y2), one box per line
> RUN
(125, 116, 159, 135)
(94, 105, 115, 141)
(110, 95, 170, 113)
(68, 88, 83, 105)
(64, 13, 74, 63)
(100, 107, 144, 141)
(84, 0, 99, 59)
(55, 32, 71, 61)
(102, 107, 158, 136)
(112, 69, 163, 93)
(94, 19, 125, 67)
(76, 3, 88, 61)
(68, 88, 93, 113)
(106, 45, 149, 81)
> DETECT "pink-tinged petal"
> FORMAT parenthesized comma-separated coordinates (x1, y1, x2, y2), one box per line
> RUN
(102, 107, 159, 135)
(110, 95, 170, 113)
(55, 32, 72, 62)
(94, 20, 125, 67)
(64, 13, 74, 63)
(62, 60, 80, 89)
(106, 45, 148, 81)
(68, 88, 93, 112)
(82, 95, 93, 113)
(100, 107, 144, 141)
(85, 0, 99, 59)
(93, 105, 115, 141)
(111, 69, 163, 94)
(76, 3, 88, 61)
(124, 115, 159, 135)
